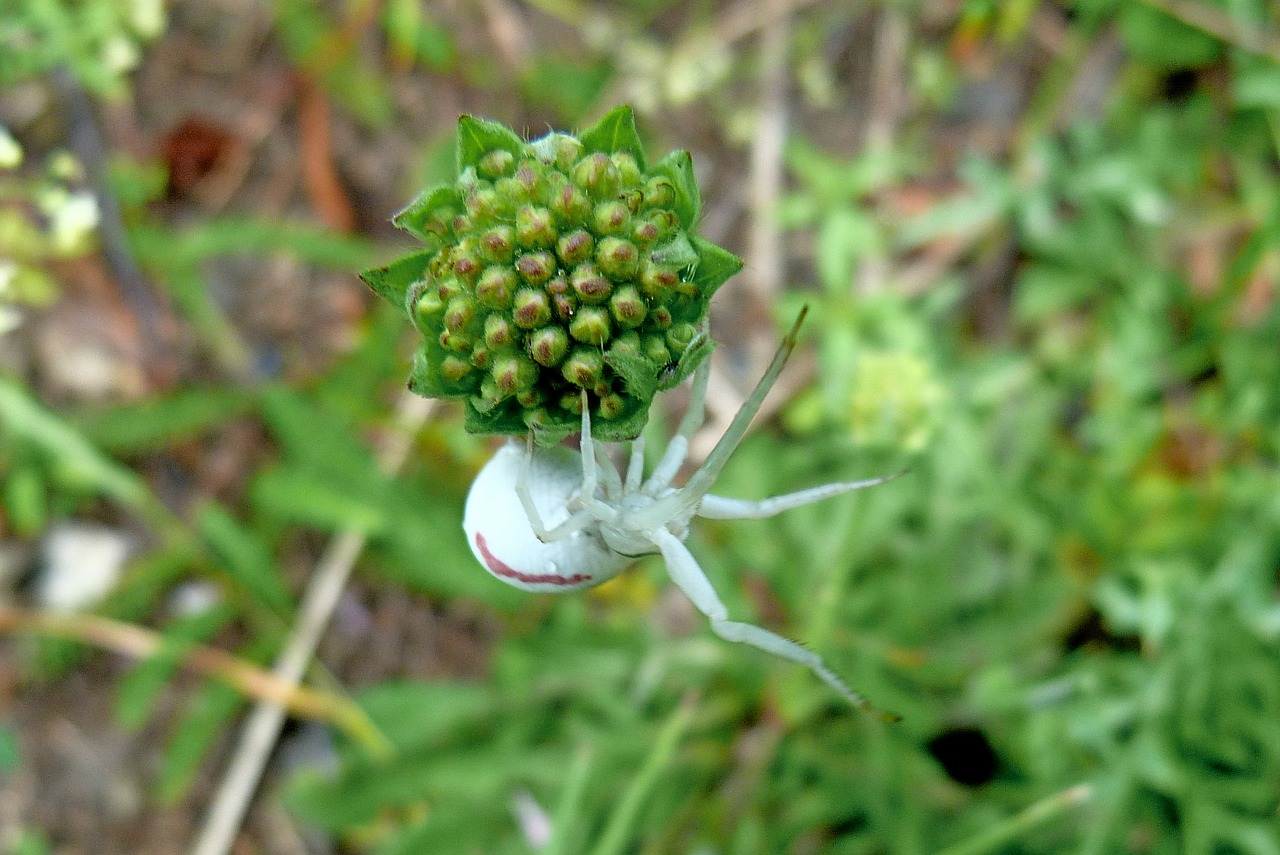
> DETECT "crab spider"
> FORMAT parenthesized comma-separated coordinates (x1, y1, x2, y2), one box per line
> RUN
(463, 310, 900, 718)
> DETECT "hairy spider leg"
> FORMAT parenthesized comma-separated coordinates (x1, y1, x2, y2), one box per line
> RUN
(644, 355, 712, 492)
(633, 308, 809, 531)
(697, 471, 904, 520)
(651, 527, 896, 719)
(516, 432, 595, 543)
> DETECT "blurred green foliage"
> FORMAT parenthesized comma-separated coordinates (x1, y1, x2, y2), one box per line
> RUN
(2, 1, 1280, 854)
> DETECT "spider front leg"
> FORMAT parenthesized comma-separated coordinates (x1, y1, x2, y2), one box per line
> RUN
(650, 527, 897, 720)
(697, 471, 904, 520)
(644, 354, 711, 492)
(516, 432, 594, 543)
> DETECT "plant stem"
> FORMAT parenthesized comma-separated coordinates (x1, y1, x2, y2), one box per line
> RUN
(0, 605, 388, 756)
(932, 784, 1093, 855)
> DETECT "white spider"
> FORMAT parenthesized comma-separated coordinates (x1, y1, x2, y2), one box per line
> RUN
(463, 312, 899, 717)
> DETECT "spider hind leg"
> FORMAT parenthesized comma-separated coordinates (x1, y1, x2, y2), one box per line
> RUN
(651, 526, 896, 720)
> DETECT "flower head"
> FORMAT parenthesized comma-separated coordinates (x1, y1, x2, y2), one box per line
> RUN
(363, 107, 741, 443)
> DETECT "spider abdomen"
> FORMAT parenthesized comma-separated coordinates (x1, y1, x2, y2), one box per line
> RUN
(463, 442, 632, 592)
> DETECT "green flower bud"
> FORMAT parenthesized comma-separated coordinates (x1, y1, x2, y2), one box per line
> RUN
(570, 263, 612, 304)
(569, 306, 611, 345)
(513, 162, 546, 199)
(484, 314, 515, 348)
(444, 295, 478, 332)
(440, 330, 472, 352)
(642, 334, 670, 364)
(452, 253, 481, 280)
(611, 152, 642, 187)
(551, 183, 590, 223)
(365, 107, 744, 441)
(592, 200, 630, 235)
(643, 176, 676, 209)
(611, 331, 642, 355)
(476, 266, 517, 308)
(597, 393, 626, 419)
(528, 326, 570, 367)
(440, 354, 473, 382)
(666, 322, 698, 353)
(465, 186, 501, 221)
(639, 261, 678, 297)
(515, 251, 556, 285)
(492, 352, 539, 395)
(596, 237, 639, 279)
(516, 206, 556, 248)
(572, 153, 619, 198)
(413, 289, 444, 325)
(478, 225, 516, 263)
(478, 149, 516, 179)
(559, 391, 585, 414)
(512, 288, 552, 329)
(609, 286, 646, 328)
(556, 230, 594, 266)
(562, 348, 604, 388)
(632, 218, 662, 245)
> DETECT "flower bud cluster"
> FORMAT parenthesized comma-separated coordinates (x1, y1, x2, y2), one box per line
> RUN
(364, 107, 742, 442)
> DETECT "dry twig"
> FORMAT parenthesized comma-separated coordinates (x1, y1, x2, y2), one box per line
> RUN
(188, 391, 435, 855)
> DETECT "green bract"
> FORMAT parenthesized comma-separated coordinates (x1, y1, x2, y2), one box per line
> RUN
(362, 106, 742, 443)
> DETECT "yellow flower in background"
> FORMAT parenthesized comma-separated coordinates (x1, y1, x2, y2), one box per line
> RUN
(847, 350, 946, 452)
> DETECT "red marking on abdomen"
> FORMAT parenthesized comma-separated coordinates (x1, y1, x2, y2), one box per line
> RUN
(475, 532, 592, 587)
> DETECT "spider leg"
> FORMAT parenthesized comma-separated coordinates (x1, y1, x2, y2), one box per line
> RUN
(517, 433, 598, 542)
(634, 309, 808, 531)
(576, 391, 619, 524)
(651, 526, 894, 719)
(697, 471, 905, 520)
(625, 434, 647, 492)
(594, 442, 623, 500)
(644, 355, 711, 492)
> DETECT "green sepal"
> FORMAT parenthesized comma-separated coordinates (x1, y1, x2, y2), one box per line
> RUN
(578, 105, 647, 171)
(689, 235, 742, 296)
(649, 233, 699, 270)
(392, 183, 460, 242)
(406, 344, 480, 399)
(604, 346, 662, 402)
(360, 250, 434, 308)
(659, 329, 714, 392)
(653, 149, 700, 228)
(465, 394, 648, 444)
(456, 115, 526, 173)
(591, 400, 650, 442)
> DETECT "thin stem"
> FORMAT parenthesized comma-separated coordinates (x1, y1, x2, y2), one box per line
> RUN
(0, 606, 387, 754)
(932, 784, 1092, 855)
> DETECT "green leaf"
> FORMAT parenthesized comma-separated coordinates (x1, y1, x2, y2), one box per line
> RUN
(604, 347, 661, 402)
(73, 388, 253, 453)
(361, 250, 434, 310)
(251, 466, 388, 536)
(688, 235, 742, 295)
(0, 379, 179, 535)
(660, 331, 714, 392)
(578, 105, 647, 170)
(0, 726, 19, 773)
(114, 605, 236, 730)
(196, 503, 294, 615)
(391, 183, 460, 242)
(155, 680, 245, 803)
(455, 114, 525, 173)
(652, 149, 700, 228)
